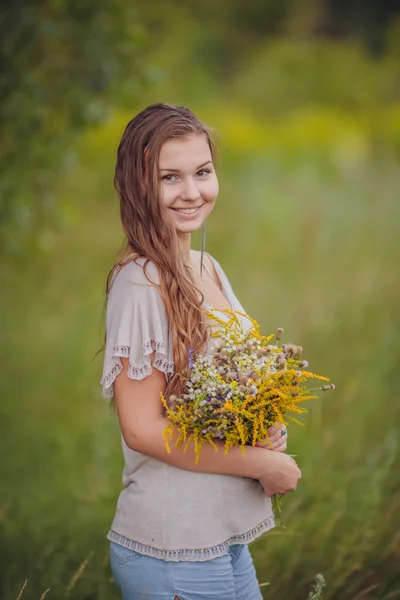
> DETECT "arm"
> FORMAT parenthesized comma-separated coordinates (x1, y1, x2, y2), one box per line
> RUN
(114, 357, 301, 494)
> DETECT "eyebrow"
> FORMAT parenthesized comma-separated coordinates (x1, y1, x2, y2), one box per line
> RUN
(159, 160, 213, 173)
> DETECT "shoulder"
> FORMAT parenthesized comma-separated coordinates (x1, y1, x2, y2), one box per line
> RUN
(105, 256, 167, 329)
(111, 255, 161, 292)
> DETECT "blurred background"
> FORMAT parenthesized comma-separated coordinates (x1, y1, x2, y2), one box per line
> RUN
(1, 1, 399, 598)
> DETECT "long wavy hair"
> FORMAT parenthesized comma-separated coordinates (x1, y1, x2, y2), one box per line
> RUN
(103, 103, 217, 398)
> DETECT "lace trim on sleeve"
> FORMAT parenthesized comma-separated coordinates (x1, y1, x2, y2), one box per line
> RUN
(100, 340, 174, 399)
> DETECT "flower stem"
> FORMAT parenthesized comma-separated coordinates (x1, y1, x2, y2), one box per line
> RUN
(272, 494, 286, 529)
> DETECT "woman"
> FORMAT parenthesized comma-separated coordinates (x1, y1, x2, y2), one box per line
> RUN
(100, 103, 301, 600)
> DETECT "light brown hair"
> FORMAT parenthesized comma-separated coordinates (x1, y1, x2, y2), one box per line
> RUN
(105, 103, 217, 397)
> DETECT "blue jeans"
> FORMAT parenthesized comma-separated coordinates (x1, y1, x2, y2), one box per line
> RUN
(110, 541, 263, 600)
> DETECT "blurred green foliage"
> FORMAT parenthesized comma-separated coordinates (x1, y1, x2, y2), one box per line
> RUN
(0, 0, 148, 257)
(1, 1, 400, 599)
(2, 0, 400, 258)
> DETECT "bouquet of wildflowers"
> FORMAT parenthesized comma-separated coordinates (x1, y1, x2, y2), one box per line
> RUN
(161, 309, 334, 463)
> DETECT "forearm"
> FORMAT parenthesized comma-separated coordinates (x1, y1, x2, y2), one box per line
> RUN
(125, 416, 264, 479)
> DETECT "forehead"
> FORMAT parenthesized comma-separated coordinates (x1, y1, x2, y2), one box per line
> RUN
(158, 133, 212, 169)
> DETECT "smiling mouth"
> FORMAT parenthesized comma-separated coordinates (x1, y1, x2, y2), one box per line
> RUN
(171, 204, 204, 214)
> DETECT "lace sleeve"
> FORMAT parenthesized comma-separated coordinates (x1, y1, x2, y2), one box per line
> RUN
(100, 258, 174, 399)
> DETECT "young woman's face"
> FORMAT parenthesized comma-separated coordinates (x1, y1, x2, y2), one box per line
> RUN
(158, 133, 219, 235)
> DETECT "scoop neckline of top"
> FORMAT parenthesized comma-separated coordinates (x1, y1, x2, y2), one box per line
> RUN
(202, 252, 233, 312)
(123, 251, 234, 312)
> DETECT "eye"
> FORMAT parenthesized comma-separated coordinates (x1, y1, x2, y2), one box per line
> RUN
(161, 174, 178, 182)
(196, 169, 211, 178)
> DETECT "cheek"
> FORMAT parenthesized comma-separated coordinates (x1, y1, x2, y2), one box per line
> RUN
(160, 183, 174, 206)
(203, 178, 219, 202)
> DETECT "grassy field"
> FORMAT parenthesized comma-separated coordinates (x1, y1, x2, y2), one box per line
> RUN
(1, 105, 399, 599)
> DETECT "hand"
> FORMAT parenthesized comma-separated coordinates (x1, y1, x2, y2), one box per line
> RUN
(256, 423, 287, 453)
(258, 450, 301, 497)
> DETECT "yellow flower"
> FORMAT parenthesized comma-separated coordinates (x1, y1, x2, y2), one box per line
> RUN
(161, 309, 333, 463)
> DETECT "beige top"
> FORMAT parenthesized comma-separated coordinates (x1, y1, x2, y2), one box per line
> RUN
(100, 254, 274, 561)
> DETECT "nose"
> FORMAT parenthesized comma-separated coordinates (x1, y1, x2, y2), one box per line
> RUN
(179, 177, 201, 201)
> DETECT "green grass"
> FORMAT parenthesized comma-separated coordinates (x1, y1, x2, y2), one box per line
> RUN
(1, 107, 399, 599)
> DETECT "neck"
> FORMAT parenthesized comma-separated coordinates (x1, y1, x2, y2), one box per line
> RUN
(177, 232, 192, 263)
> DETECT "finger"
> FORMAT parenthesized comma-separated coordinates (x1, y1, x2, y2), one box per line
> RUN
(256, 438, 287, 452)
(266, 425, 280, 436)
(268, 422, 287, 434)
(276, 444, 287, 453)
(269, 430, 288, 448)
(257, 430, 287, 448)
(279, 487, 296, 497)
(255, 439, 274, 449)
(268, 432, 281, 445)
(272, 432, 287, 446)
(273, 440, 287, 452)
(272, 440, 287, 452)
(267, 424, 287, 444)
(263, 430, 283, 446)
(259, 481, 273, 498)
(266, 425, 283, 440)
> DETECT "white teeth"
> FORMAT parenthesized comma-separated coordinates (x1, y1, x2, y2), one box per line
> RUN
(174, 206, 201, 214)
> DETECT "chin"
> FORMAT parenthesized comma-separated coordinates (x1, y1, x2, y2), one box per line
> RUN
(176, 222, 204, 235)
